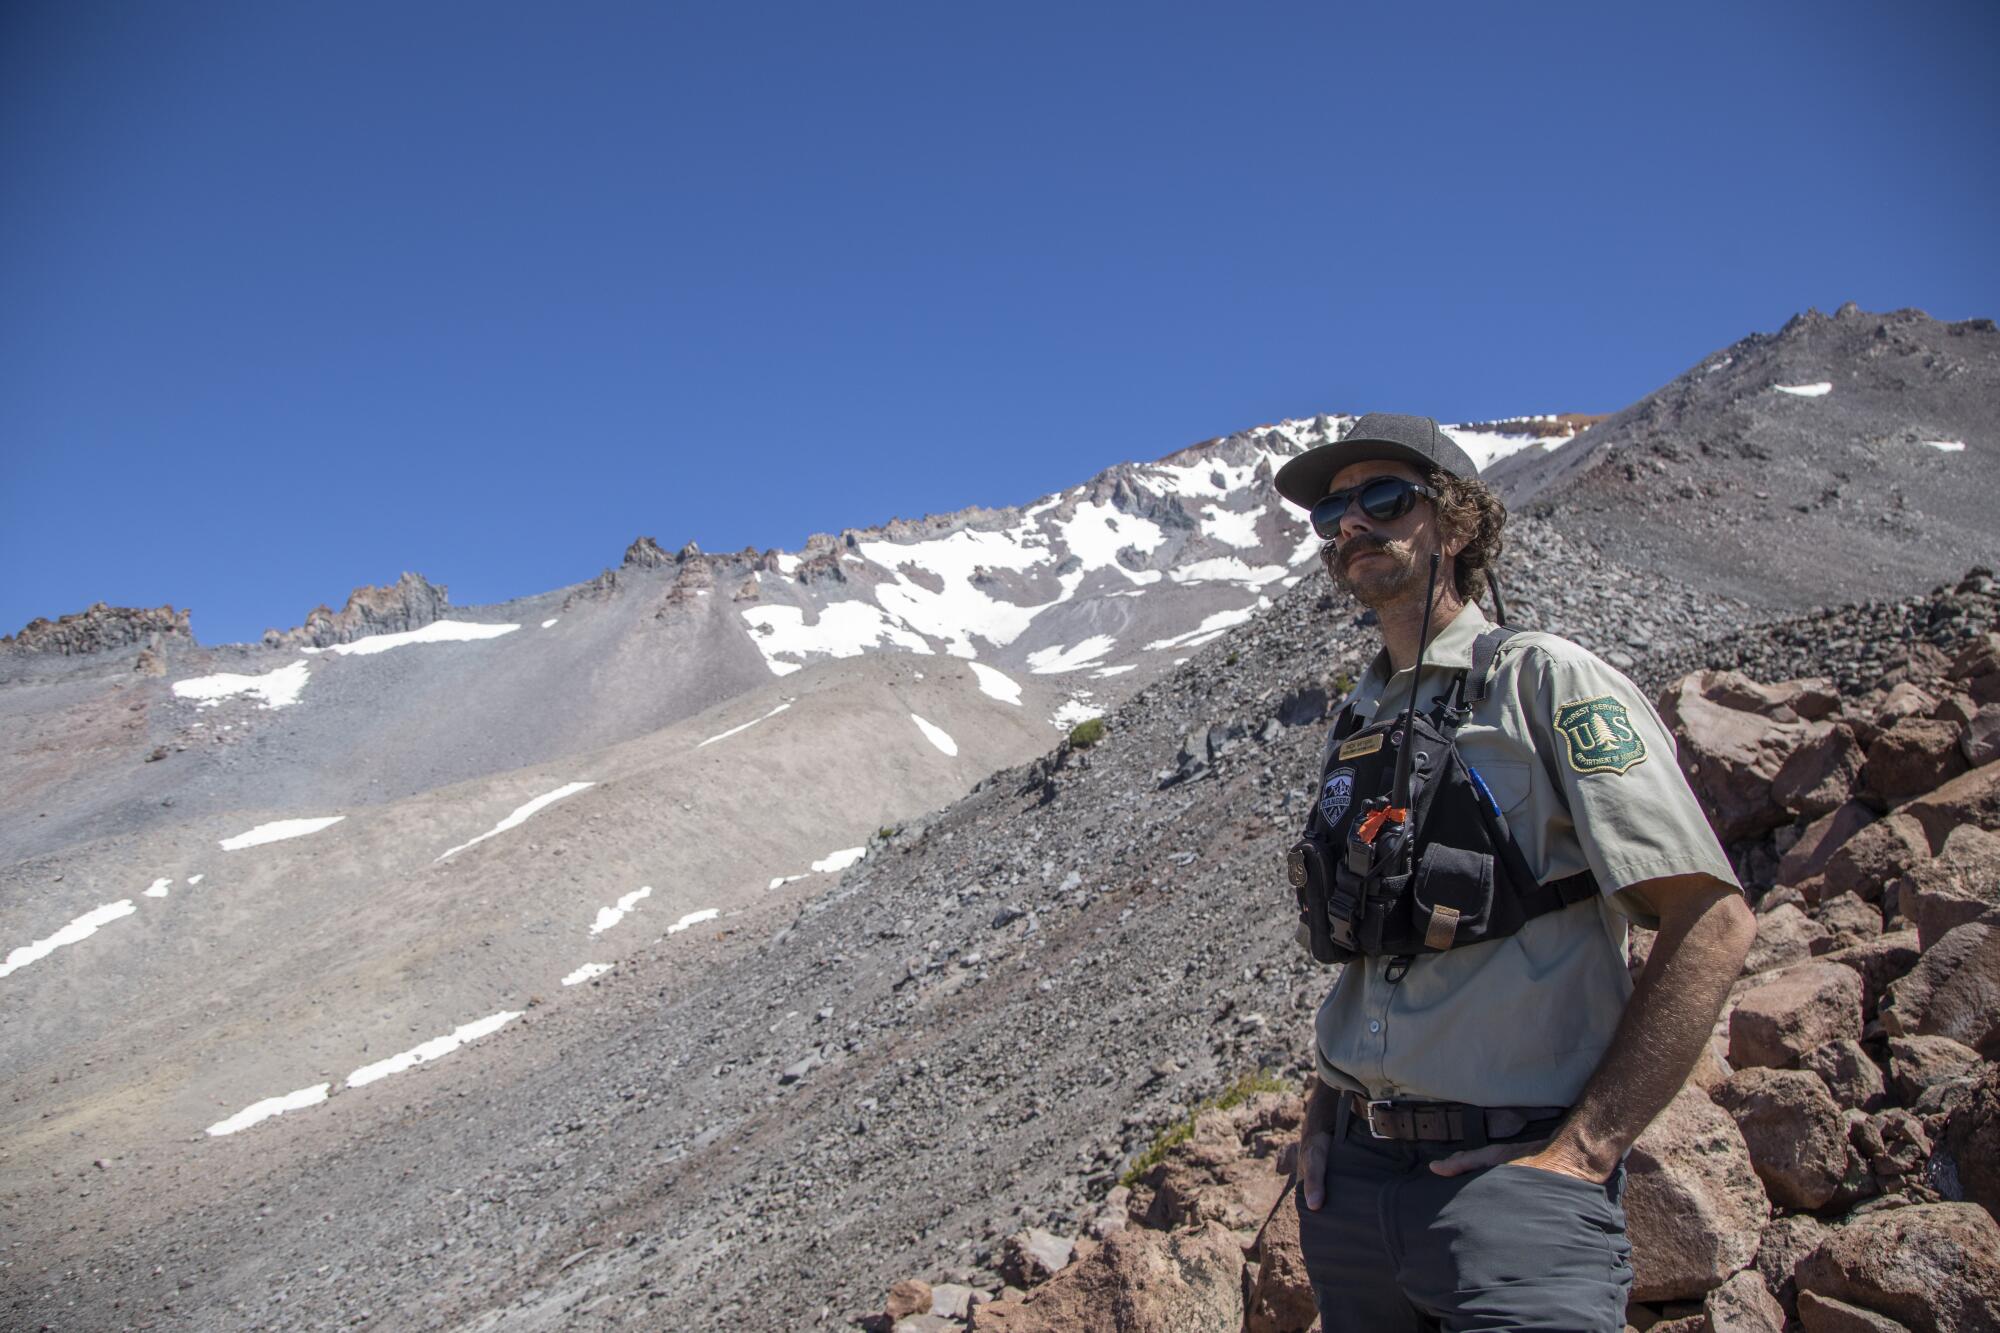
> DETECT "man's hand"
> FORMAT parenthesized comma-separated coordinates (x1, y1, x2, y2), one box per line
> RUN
(1428, 1137, 1605, 1182)
(1298, 1080, 1339, 1210)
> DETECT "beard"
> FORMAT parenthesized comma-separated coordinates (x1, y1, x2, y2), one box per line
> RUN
(1324, 534, 1427, 607)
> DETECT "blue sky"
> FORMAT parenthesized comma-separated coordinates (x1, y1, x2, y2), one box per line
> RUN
(5, 2, 1996, 645)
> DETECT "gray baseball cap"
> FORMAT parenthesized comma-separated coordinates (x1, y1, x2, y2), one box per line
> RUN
(1272, 413, 1479, 510)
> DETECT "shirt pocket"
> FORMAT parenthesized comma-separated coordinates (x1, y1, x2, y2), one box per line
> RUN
(1466, 757, 1532, 814)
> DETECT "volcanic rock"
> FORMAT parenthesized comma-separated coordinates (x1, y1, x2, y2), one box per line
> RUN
(1881, 922, 2000, 1057)
(1897, 825, 2000, 950)
(971, 1222, 1244, 1332)
(1795, 1202, 2000, 1333)
(1746, 903, 1828, 974)
(1937, 1064, 2000, 1222)
(1777, 723, 1866, 817)
(1661, 674, 1807, 841)
(1703, 1268, 1786, 1333)
(1820, 814, 1930, 904)
(1782, 802, 1879, 887)
(1888, 1035, 1984, 1106)
(1729, 962, 1863, 1069)
(1798, 1290, 1916, 1332)
(263, 572, 450, 649)
(1712, 1067, 1848, 1210)
(1623, 1085, 1769, 1302)
(1862, 719, 1970, 806)
(4, 602, 195, 656)
(1801, 1039, 1888, 1112)
(1820, 930, 1922, 1023)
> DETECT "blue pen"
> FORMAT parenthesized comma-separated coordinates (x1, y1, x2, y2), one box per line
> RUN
(1464, 764, 1502, 819)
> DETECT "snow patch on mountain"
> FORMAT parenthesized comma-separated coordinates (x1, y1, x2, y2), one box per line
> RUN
(221, 816, 346, 851)
(173, 660, 312, 710)
(590, 885, 652, 935)
(436, 782, 593, 862)
(1, 899, 137, 979)
(910, 713, 958, 756)
(1775, 382, 1833, 397)
(742, 602, 934, 676)
(320, 620, 520, 656)
(969, 662, 1023, 706)
(347, 1010, 521, 1088)
(1027, 636, 1116, 674)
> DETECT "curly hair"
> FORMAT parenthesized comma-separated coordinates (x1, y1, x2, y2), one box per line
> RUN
(1424, 466, 1507, 605)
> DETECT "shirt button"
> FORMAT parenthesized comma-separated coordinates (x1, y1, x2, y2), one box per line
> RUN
(1368, 1020, 1382, 1034)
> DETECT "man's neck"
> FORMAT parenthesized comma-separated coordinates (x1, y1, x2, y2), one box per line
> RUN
(1376, 585, 1468, 675)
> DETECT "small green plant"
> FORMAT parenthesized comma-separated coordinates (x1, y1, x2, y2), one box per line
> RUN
(1332, 671, 1356, 695)
(876, 826, 899, 841)
(1224, 651, 1239, 666)
(1067, 717, 1106, 748)
(1119, 1069, 1291, 1187)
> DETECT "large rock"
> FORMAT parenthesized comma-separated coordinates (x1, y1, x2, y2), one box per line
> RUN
(1881, 922, 2000, 1057)
(1795, 1202, 2000, 1333)
(1820, 893, 1885, 948)
(1821, 930, 1923, 1023)
(970, 1222, 1244, 1332)
(1861, 719, 1970, 806)
(1777, 723, 1867, 817)
(1782, 802, 1878, 888)
(1703, 1268, 1786, 1333)
(1746, 903, 1830, 975)
(997, 1229, 1076, 1289)
(1798, 1290, 1916, 1332)
(1245, 1189, 1317, 1333)
(1888, 1035, 1985, 1106)
(1624, 1085, 1769, 1302)
(1713, 1068, 1848, 1210)
(1962, 705, 2000, 769)
(1937, 1064, 2000, 1223)
(1755, 1213, 1833, 1319)
(1662, 674, 1809, 842)
(1902, 762, 2000, 850)
(1821, 815, 1931, 904)
(1730, 963, 1864, 1069)
(886, 1279, 934, 1320)
(1898, 825, 2000, 951)
(1803, 1039, 1889, 1112)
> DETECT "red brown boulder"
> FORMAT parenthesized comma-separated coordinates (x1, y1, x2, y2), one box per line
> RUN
(1777, 723, 1867, 817)
(1729, 963, 1864, 1069)
(1902, 761, 2000, 850)
(1821, 814, 1931, 904)
(1860, 718, 1970, 806)
(1795, 1202, 2000, 1333)
(1712, 1068, 1849, 1210)
(1624, 1085, 1769, 1301)
(1781, 802, 1877, 888)
(1881, 922, 2000, 1058)
(1897, 824, 2000, 951)
(1662, 673, 1808, 842)
(1821, 929, 1923, 1023)
(970, 1221, 1244, 1332)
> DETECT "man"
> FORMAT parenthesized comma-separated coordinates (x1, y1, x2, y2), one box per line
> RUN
(1269, 414, 1757, 1332)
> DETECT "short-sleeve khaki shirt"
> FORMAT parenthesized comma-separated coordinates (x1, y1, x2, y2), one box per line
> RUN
(1308, 601, 1740, 1107)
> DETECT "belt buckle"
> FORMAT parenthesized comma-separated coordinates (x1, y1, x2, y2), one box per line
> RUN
(1364, 1099, 1395, 1139)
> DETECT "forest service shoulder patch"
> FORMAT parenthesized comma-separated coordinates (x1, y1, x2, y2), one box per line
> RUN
(1555, 695, 1649, 775)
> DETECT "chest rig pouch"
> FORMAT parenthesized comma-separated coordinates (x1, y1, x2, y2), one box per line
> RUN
(1287, 626, 1599, 965)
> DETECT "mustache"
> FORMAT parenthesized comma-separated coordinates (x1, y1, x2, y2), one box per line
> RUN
(1334, 535, 1391, 567)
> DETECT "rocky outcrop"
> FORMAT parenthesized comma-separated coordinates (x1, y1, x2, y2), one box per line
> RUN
(262, 572, 449, 649)
(3, 602, 194, 655)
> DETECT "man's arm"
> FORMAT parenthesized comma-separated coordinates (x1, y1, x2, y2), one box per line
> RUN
(1430, 871, 1756, 1181)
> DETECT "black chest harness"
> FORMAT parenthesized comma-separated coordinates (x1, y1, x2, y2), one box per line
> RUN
(1287, 621, 1599, 970)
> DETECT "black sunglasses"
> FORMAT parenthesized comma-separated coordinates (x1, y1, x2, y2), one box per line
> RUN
(1309, 476, 1437, 539)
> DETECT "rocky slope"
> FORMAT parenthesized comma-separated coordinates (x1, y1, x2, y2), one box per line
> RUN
(1494, 305, 2000, 610)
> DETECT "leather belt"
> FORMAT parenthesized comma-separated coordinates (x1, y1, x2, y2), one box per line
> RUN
(1343, 1091, 1567, 1145)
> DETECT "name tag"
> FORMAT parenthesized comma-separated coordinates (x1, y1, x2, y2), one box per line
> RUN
(1339, 733, 1385, 760)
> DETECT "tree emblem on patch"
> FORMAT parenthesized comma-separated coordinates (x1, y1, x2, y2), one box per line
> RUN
(1555, 695, 1649, 775)
(1320, 768, 1355, 828)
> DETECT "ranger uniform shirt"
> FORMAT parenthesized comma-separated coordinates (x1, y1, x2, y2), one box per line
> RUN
(1309, 601, 1740, 1108)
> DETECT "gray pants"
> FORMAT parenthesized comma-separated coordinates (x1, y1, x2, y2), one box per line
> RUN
(1295, 1115, 1633, 1332)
